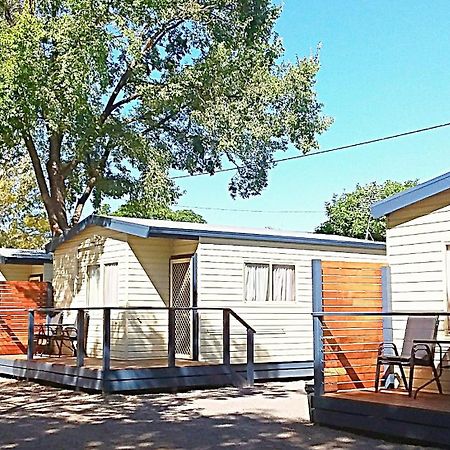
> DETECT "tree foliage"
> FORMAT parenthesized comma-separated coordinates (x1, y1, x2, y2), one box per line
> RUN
(0, 152, 50, 248)
(0, 0, 331, 236)
(109, 162, 205, 223)
(316, 180, 418, 241)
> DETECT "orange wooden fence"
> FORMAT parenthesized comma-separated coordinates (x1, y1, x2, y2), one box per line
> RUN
(0, 282, 50, 355)
(321, 261, 385, 393)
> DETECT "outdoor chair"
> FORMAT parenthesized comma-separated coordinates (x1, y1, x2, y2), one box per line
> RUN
(57, 312, 90, 357)
(375, 316, 442, 397)
(34, 311, 89, 357)
(34, 311, 64, 356)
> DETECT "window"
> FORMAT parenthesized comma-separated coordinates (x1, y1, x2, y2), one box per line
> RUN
(103, 263, 119, 306)
(244, 263, 296, 302)
(272, 265, 295, 302)
(86, 265, 100, 306)
(244, 263, 269, 302)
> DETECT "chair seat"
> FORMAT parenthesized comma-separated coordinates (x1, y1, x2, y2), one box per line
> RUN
(379, 354, 410, 363)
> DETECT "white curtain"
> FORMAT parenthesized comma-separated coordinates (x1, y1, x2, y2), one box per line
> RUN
(103, 263, 119, 306)
(87, 265, 100, 307)
(245, 263, 269, 302)
(272, 265, 295, 302)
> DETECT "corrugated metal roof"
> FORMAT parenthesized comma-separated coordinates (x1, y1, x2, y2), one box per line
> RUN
(371, 171, 450, 218)
(47, 214, 386, 252)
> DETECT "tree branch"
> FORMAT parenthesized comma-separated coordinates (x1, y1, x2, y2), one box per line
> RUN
(99, 18, 184, 125)
(22, 132, 50, 202)
(111, 93, 141, 111)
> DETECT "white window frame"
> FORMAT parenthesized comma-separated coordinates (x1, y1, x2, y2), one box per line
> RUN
(243, 262, 296, 303)
(86, 264, 101, 307)
(85, 261, 120, 308)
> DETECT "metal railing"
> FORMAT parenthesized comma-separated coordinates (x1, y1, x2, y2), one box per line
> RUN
(19, 306, 256, 387)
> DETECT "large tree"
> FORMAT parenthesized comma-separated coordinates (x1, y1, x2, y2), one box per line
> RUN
(0, 0, 331, 236)
(0, 152, 49, 248)
(316, 180, 418, 241)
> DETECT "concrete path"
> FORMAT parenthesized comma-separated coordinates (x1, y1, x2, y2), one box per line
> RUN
(0, 378, 431, 449)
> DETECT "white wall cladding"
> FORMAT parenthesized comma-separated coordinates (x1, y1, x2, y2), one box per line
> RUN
(387, 204, 450, 312)
(196, 238, 386, 363)
(387, 204, 450, 393)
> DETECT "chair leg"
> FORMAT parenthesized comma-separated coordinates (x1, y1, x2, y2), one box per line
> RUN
(375, 360, 381, 392)
(431, 364, 443, 394)
(407, 363, 414, 397)
(397, 364, 408, 392)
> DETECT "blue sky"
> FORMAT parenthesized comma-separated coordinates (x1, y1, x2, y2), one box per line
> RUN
(172, 1, 450, 231)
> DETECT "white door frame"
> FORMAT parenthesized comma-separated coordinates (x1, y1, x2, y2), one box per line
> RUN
(169, 257, 194, 359)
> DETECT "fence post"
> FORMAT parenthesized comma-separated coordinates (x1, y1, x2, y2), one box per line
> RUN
(246, 329, 254, 385)
(223, 309, 230, 366)
(312, 259, 324, 397)
(27, 310, 35, 360)
(168, 308, 176, 367)
(76, 309, 85, 368)
(102, 308, 111, 393)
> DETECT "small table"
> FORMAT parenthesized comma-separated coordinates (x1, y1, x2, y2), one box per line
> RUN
(413, 339, 450, 398)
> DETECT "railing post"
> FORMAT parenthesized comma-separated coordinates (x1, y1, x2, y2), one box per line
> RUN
(223, 309, 230, 366)
(102, 308, 111, 393)
(76, 309, 85, 367)
(168, 308, 176, 367)
(382, 266, 394, 387)
(312, 259, 324, 397)
(246, 329, 254, 385)
(27, 310, 35, 360)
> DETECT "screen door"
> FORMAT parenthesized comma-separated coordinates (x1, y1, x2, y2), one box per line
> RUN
(170, 258, 193, 358)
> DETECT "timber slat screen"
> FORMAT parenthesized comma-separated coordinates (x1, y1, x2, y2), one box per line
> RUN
(321, 261, 385, 393)
(0, 282, 49, 355)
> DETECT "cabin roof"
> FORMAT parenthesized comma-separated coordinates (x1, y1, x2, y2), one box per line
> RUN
(47, 214, 386, 252)
(0, 248, 52, 265)
(371, 171, 450, 218)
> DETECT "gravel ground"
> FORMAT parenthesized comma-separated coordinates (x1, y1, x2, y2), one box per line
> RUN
(0, 378, 433, 450)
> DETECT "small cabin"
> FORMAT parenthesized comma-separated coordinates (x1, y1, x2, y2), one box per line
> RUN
(47, 215, 386, 378)
(372, 171, 450, 392)
(0, 248, 53, 282)
(372, 171, 450, 315)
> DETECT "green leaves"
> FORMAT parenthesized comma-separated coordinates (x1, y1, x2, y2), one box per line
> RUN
(0, 152, 49, 248)
(316, 180, 418, 241)
(0, 0, 331, 234)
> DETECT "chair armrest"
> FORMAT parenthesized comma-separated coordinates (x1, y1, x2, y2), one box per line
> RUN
(62, 326, 77, 339)
(411, 342, 434, 363)
(378, 342, 399, 356)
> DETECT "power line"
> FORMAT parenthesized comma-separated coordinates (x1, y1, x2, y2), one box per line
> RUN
(172, 121, 450, 180)
(174, 205, 323, 214)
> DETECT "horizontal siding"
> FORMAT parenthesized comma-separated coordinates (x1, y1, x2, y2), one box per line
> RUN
(387, 204, 450, 314)
(197, 239, 386, 363)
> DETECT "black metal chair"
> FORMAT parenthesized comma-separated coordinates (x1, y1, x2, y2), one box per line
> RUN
(34, 311, 63, 356)
(375, 316, 442, 397)
(58, 313, 89, 357)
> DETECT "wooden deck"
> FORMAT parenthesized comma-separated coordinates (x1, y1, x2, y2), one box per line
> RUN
(0, 354, 313, 393)
(312, 389, 450, 446)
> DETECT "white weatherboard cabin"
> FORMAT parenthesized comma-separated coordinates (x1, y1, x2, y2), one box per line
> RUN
(372, 171, 450, 391)
(48, 215, 386, 378)
(371, 171, 450, 314)
(0, 249, 53, 282)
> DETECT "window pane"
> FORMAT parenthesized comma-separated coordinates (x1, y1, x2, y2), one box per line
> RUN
(103, 263, 119, 307)
(272, 265, 295, 302)
(87, 265, 100, 307)
(244, 263, 269, 302)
